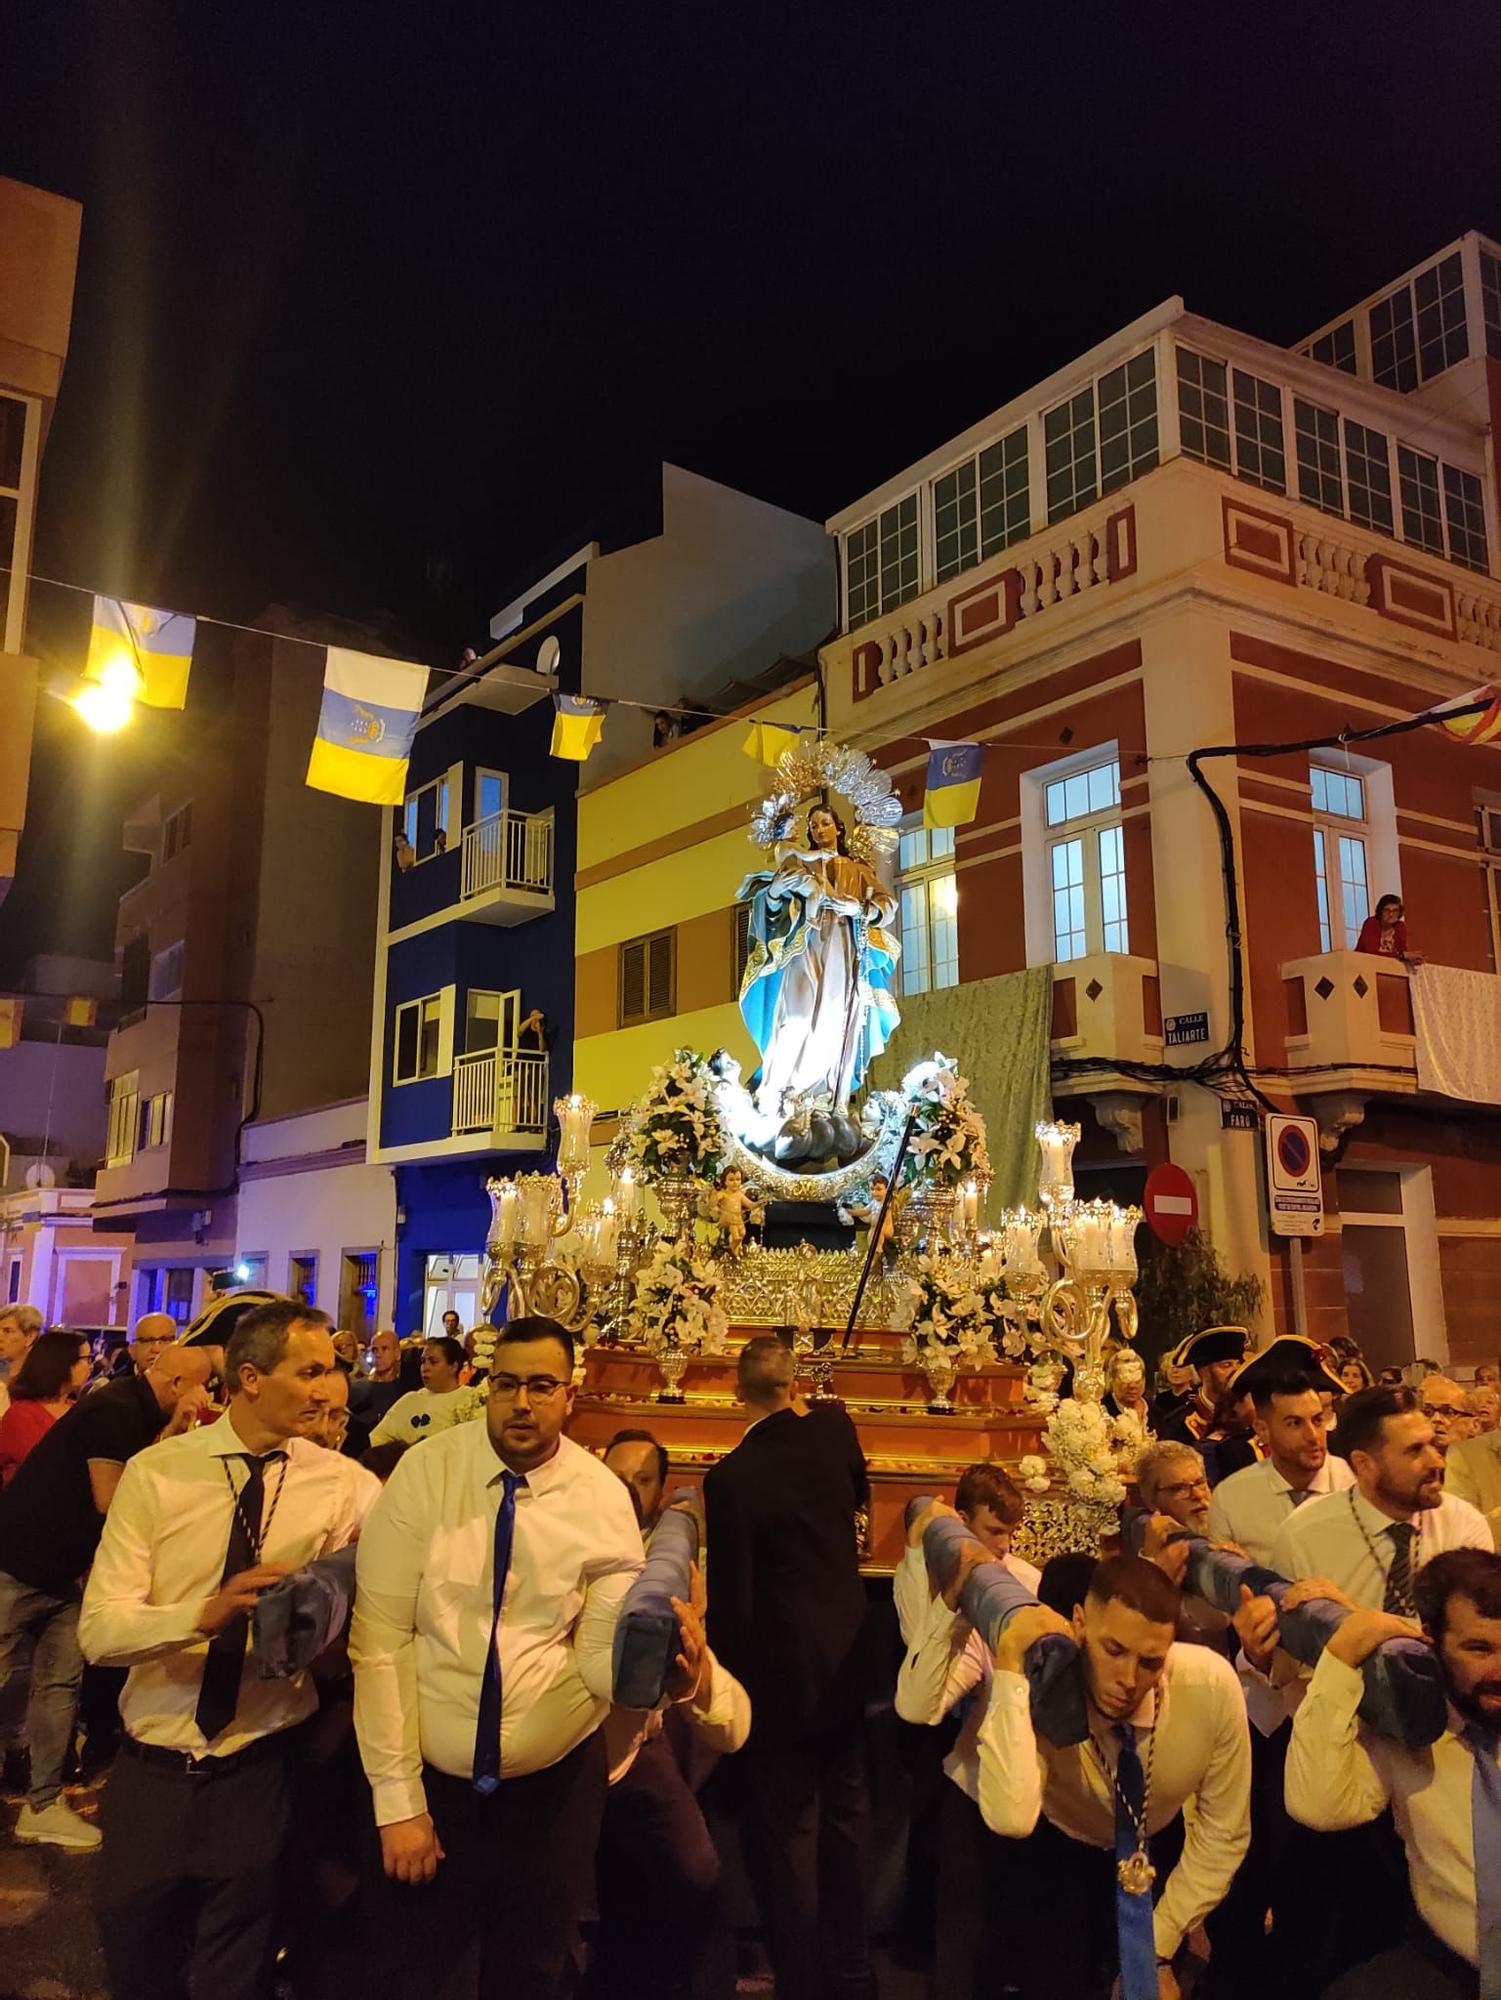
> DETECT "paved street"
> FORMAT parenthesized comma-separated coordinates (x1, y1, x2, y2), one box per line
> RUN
(0, 1774, 108, 2000)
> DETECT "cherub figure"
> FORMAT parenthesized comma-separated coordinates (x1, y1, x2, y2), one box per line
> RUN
(851, 1173, 903, 1264)
(706, 1165, 762, 1255)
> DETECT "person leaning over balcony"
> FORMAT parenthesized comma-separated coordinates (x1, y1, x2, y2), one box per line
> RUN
(1356, 892, 1425, 964)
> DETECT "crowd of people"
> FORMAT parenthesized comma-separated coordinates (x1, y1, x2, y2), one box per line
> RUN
(0, 1292, 1500, 2000)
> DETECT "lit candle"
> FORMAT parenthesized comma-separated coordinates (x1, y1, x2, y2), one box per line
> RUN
(612, 1166, 640, 1220)
(494, 1182, 518, 1248)
(961, 1179, 979, 1227)
(597, 1197, 618, 1264)
(519, 1176, 555, 1247)
(1035, 1121, 1080, 1204)
(556, 1092, 596, 1175)
(1004, 1209, 1044, 1278)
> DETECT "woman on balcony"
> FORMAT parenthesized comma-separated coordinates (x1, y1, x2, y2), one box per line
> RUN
(1356, 892, 1422, 962)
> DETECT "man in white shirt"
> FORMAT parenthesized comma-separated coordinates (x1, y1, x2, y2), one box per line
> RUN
(1268, 1385, 1491, 1618)
(891, 1469, 1041, 1988)
(1286, 1548, 1501, 1996)
(349, 1314, 642, 2000)
(80, 1298, 377, 2000)
(1199, 1338, 1356, 1999)
(975, 1553, 1251, 2000)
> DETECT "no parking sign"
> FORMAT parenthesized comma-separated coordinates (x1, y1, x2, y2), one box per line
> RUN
(1265, 1114, 1323, 1237)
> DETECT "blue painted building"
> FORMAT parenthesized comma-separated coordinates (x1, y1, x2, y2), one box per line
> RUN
(368, 464, 832, 1336)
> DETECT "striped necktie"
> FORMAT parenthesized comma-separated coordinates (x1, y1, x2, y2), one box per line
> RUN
(1384, 1522, 1417, 1616)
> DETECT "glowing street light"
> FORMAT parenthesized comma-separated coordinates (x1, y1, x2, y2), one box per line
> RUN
(71, 679, 136, 733)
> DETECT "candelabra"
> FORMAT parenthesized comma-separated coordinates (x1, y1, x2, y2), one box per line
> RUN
(1040, 1198, 1142, 1404)
(480, 1093, 602, 1331)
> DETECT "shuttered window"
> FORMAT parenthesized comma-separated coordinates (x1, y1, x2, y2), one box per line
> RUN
(618, 929, 676, 1028)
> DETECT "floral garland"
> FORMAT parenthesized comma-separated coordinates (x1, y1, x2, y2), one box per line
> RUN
(631, 1238, 730, 1353)
(619, 1049, 725, 1182)
(1041, 1396, 1143, 1507)
(901, 1055, 991, 1190)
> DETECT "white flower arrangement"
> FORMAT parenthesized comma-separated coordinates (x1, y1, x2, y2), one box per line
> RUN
(619, 1049, 725, 1181)
(1041, 1396, 1143, 1508)
(900, 1054, 992, 1190)
(631, 1237, 730, 1354)
(903, 1252, 1048, 1371)
(1016, 1453, 1051, 1495)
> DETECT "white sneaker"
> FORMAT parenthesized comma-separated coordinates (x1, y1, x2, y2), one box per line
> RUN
(13, 1798, 101, 1851)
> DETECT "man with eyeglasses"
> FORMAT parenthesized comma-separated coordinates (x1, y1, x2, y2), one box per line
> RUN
(349, 1314, 642, 2000)
(127, 1312, 177, 1375)
(1420, 1374, 1473, 1460)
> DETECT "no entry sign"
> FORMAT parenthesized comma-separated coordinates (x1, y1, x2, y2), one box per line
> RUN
(1144, 1162, 1198, 1247)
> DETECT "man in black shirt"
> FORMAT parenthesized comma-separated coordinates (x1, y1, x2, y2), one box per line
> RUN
(0, 1344, 211, 1848)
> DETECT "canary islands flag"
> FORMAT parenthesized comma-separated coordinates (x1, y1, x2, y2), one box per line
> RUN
(85, 598, 196, 710)
(743, 720, 802, 765)
(305, 648, 430, 806)
(923, 740, 983, 829)
(550, 692, 605, 763)
(1429, 686, 1501, 746)
(0, 998, 21, 1049)
(65, 997, 98, 1028)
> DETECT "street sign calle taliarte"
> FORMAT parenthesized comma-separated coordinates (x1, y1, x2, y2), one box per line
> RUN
(1164, 1011, 1210, 1047)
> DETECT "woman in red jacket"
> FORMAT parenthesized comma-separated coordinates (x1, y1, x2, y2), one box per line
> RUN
(0, 1329, 91, 1484)
(1355, 893, 1421, 961)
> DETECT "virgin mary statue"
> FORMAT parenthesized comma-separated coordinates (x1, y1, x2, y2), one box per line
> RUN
(737, 802, 900, 1162)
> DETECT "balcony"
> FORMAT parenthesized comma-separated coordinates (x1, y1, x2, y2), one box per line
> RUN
(1281, 950, 1418, 1146)
(1050, 953, 1163, 1151)
(458, 809, 555, 925)
(451, 1048, 550, 1148)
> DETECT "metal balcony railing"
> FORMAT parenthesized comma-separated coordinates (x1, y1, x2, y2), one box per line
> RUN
(451, 1048, 549, 1138)
(460, 809, 554, 903)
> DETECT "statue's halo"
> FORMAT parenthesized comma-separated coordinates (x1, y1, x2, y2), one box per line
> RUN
(749, 739, 905, 855)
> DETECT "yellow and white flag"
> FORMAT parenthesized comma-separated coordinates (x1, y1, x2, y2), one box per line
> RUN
(742, 720, 802, 765)
(0, 998, 22, 1049)
(305, 649, 430, 806)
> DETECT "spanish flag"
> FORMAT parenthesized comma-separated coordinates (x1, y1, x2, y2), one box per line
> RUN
(550, 692, 605, 763)
(65, 997, 98, 1028)
(305, 648, 429, 806)
(85, 598, 196, 710)
(922, 740, 983, 829)
(1429, 686, 1501, 746)
(0, 998, 21, 1049)
(743, 720, 802, 765)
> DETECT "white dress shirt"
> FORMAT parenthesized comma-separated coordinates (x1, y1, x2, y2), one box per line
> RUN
(368, 1384, 477, 1447)
(975, 1640, 1251, 1961)
(603, 1653, 752, 1783)
(891, 1544, 1042, 1806)
(1208, 1450, 1355, 1568)
(79, 1412, 378, 1756)
(350, 1424, 642, 1826)
(1269, 1485, 1491, 1615)
(1287, 1648, 1488, 1968)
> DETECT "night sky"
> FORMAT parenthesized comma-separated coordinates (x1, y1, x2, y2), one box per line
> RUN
(6, 2, 1501, 971)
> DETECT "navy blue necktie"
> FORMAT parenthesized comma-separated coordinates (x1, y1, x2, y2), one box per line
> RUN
(195, 1452, 286, 1745)
(1113, 1724, 1159, 2000)
(472, 1469, 526, 1793)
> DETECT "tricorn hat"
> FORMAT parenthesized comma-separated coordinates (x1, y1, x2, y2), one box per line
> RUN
(1169, 1325, 1249, 1372)
(180, 1288, 280, 1350)
(1227, 1334, 1345, 1400)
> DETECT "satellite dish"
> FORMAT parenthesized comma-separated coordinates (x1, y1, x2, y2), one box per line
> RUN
(25, 1162, 56, 1188)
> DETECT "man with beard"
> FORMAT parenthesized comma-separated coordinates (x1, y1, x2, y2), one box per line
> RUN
(974, 1555, 1250, 2000)
(1286, 1548, 1501, 1997)
(1268, 1385, 1490, 1617)
(1209, 1340, 1355, 1569)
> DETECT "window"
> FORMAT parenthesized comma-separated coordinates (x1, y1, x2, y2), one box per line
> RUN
(1097, 349, 1158, 495)
(1397, 446, 1445, 556)
(1343, 419, 1393, 535)
(1308, 321, 1357, 374)
(474, 769, 507, 824)
(288, 1255, 317, 1310)
(236, 1255, 268, 1290)
(844, 495, 919, 630)
(106, 1071, 139, 1166)
(148, 941, 184, 1002)
(1483, 247, 1501, 362)
(1414, 252, 1469, 380)
(897, 823, 958, 996)
(1231, 369, 1286, 493)
(1176, 348, 1231, 470)
(1369, 286, 1418, 392)
(1443, 465, 1490, 574)
(340, 1251, 378, 1343)
(401, 774, 452, 861)
(1044, 386, 1097, 523)
(464, 988, 517, 1054)
(618, 929, 676, 1028)
(933, 461, 979, 585)
(162, 803, 192, 862)
(0, 392, 33, 650)
(164, 1268, 196, 1324)
(732, 902, 752, 993)
(138, 1091, 173, 1150)
(393, 993, 444, 1083)
(7, 1258, 19, 1303)
(978, 428, 1030, 558)
(1311, 764, 1370, 951)
(1293, 399, 1343, 516)
(1043, 757, 1127, 962)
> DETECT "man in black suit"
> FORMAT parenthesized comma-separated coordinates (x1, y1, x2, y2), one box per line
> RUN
(703, 1334, 874, 2000)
